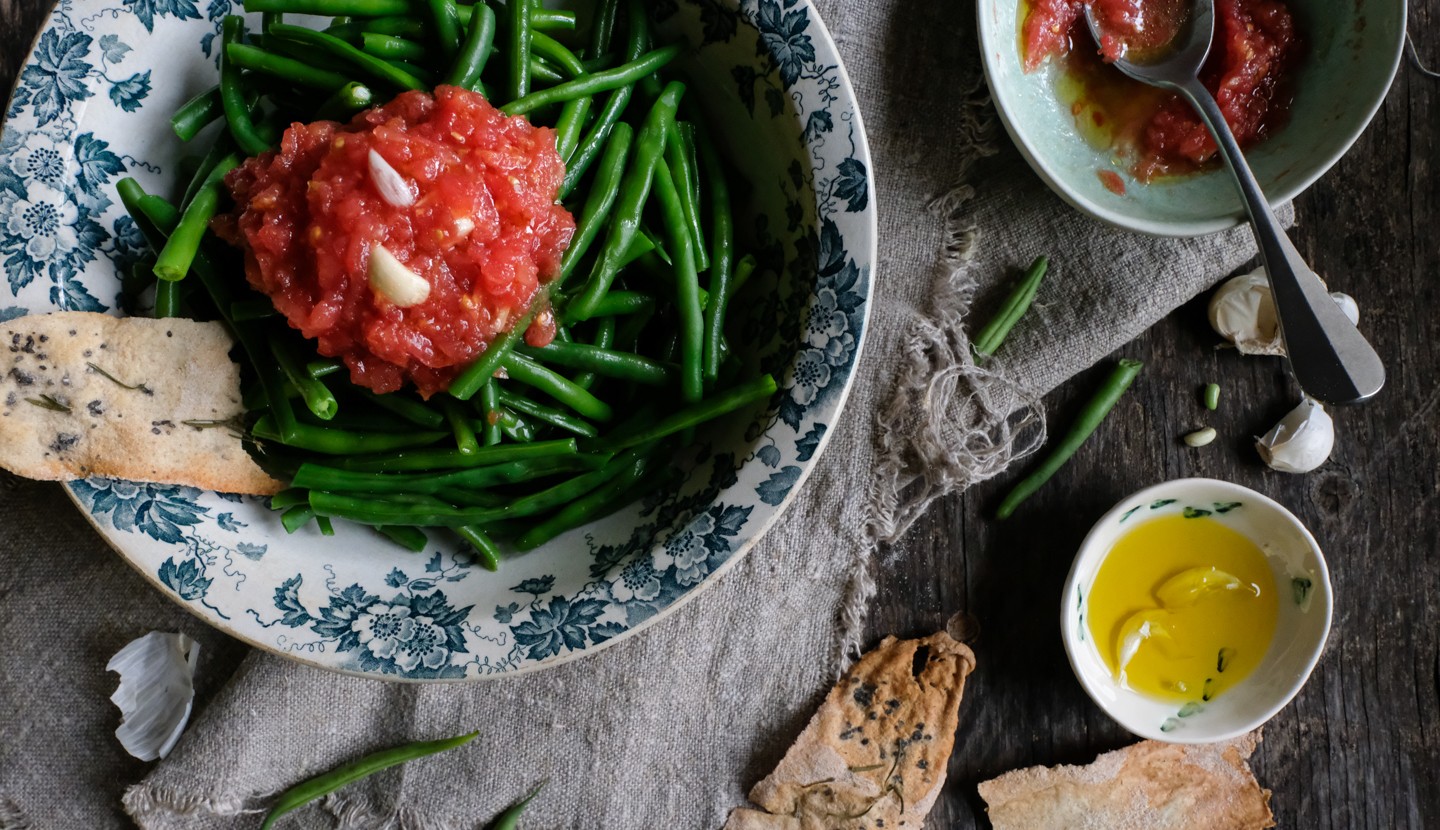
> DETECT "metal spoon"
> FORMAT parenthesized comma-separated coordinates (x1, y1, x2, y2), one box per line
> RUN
(1086, 2, 1385, 405)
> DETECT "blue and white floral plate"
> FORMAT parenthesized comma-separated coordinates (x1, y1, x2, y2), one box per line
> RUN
(1, 1, 876, 678)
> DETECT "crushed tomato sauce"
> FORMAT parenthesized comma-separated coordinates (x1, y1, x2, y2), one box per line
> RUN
(217, 85, 575, 397)
(1021, 0, 1303, 179)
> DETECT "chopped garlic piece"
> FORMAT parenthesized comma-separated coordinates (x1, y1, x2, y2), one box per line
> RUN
(368, 244, 431, 308)
(107, 632, 200, 761)
(368, 149, 416, 208)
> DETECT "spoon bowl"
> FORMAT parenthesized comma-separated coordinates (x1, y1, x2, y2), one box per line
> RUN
(1085, 0, 1384, 406)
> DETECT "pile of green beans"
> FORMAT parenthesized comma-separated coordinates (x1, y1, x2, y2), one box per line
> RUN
(119, 0, 776, 567)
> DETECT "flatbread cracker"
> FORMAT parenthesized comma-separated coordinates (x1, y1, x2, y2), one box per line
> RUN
(978, 732, 1275, 830)
(724, 631, 977, 830)
(1, 312, 282, 495)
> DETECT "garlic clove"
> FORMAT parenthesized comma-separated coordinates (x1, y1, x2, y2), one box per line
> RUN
(368, 149, 416, 208)
(1256, 398, 1335, 474)
(107, 631, 201, 761)
(1209, 269, 1360, 356)
(368, 244, 431, 308)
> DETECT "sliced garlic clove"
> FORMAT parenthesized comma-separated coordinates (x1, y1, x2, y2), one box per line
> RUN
(107, 631, 201, 761)
(368, 149, 416, 208)
(1209, 269, 1361, 356)
(1256, 398, 1335, 474)
(368, 244, 431, 308)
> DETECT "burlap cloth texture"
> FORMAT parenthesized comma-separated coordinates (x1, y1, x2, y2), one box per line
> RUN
(0, 0, 1289, 827)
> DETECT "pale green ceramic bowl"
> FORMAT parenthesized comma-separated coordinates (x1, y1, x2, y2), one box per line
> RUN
(977, 0, 1407, 237)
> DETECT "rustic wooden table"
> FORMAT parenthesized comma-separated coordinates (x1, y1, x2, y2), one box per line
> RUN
(3, 2, 1436, 827)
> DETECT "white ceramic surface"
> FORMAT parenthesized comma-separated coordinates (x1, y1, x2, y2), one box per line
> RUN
(1061, 478, 1332, 743)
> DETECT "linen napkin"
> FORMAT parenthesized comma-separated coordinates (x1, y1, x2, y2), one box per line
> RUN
(0, 0, 1284, 826)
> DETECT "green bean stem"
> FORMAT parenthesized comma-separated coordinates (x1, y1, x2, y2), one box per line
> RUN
(653, 161, 704, 402)
(973, 255, 1048, 357)
(566, 81, 684, 322)
(995, 358, 1143, 520)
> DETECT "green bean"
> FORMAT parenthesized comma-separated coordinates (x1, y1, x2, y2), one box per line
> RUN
(155, 154, 238, 282)
(501, 352, 613, 422)
(973, 255, 1048, 357)
(506, 0, 532, 101)
(448, 293, 545, 400)
(316, 516, 336, 536)
(180, 135, 237, 207)
(226, 43, 351, 91)
(388, 58, 438, 86)
(220, 20, 276, 155)
(316, 81, 374, 121)
(584, 291, 655, 318)
(728, 254, 758, 301)
(559, 86, 634, 200)
(515, 340, 671, 386)
(665, 122, 708, 272)
(487, 785, 544, 830)
(425, 0, 461, 61)
(245, 0, 411, 16)
(271, 337, 339, 421)
(552, 96, 592, 162)
(253, 413, 446, 454)
(621, 229, 659, 266)
(352, 390, 442, 430)
(568, 316, 615, 390)
(281, 505, 317, 533)
(494, 408, 537, 442)
(295, 453, 605, 495)
(529, 57, 565, 86)
(154, 281, 183, 318)
(681, 122, 701, 219)
(556, 123, 633, 287)
(444, 3, 496, 90)
(497, 388, 599, 438)
(329, 15, 426, 41)
(377, 525, 428, 551)
(588, 0, 619, 59)
(531, 9, 576, 31)
(566, 81, 684, 321)
(307, 359, 343, 379)
(455, 525, 501, 571)
(479, 381, 503, 445)
(514, 449, 653, 549)
(171, 85, 223, 142)
(502, 45, 681, 116)
(586, 373, 776, 454)
(310, 490, 509, 526)
(698, 128, 734, 383)
(531, 31, 585, 77)
(1204, 382, 1221, 410)
(442, 397, 480, 455)
(260, 731, 479, 830)
(653, 161, 704, 402)
(336, 439, 577, 472)
(505, 447, 646, 518)
(270, 488, 310, 510)
(995, 358, 1143, 520)
(267, 23, 425, 90)
(360, 32, 427, 62)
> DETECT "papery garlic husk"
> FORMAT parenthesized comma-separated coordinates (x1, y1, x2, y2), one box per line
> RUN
(1256, 398, 1335, 473)
(1209, 269, 1359, 356)
(107, 631, 201, 761)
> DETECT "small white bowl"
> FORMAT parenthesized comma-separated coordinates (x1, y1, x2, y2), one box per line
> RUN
(1061, 478, 1332, 743)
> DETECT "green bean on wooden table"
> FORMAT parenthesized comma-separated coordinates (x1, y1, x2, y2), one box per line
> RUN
(259, 731, 479, 830)
(972, 255, 1048, 357)
(995, 358, 1144, 520)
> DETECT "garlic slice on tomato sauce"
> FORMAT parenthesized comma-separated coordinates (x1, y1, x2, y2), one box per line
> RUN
(367, 148, 416, 208)
(368, 244, 431, 308)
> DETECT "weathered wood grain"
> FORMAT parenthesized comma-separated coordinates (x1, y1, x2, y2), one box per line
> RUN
(875, 23, 1440, 830)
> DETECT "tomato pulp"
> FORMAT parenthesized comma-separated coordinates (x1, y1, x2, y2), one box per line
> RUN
(1022, 0, 1303, 179)
(219, 86, 575, 397)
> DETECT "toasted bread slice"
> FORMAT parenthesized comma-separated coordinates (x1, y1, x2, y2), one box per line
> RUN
(1, 312, 281, 495)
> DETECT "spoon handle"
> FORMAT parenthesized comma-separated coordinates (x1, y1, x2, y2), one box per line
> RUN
(1176, 79, 1385, 406)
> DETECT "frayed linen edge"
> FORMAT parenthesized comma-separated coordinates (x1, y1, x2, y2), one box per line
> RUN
(0, 794, 33, 830)
(122, 782, 261, 823)
(122, 783, 482, 830)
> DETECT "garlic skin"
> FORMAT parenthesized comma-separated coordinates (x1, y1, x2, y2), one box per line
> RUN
(1256, 398, 1335, 473)
(107, 632, 201, 761)
(1209, 269, 1359, 355)
(368, 244, 431, 307)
